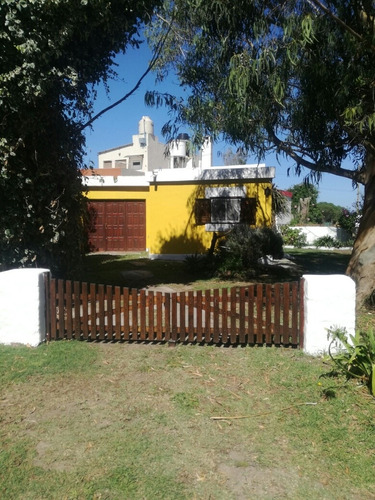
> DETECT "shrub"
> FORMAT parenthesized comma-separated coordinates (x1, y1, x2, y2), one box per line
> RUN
(338, 208, 360, 238)
(216, 226, 283, 277)
(314, 235, 343, 248)
(326, 327, 375, 395)
(279, 226, 307, 247)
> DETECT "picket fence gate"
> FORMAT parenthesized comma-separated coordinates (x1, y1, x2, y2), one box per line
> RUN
(45, 277, 304, 348)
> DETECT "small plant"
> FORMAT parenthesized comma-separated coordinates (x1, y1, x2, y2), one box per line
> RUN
(338, 208, 361, 238)
(326, 327, 375, 395)
(314, 235, 343, 248)
(279, 226, 307, 248)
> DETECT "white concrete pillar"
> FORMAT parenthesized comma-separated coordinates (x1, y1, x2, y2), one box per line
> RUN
(0, 268, 50, 347)
(303, 274, 356, 356)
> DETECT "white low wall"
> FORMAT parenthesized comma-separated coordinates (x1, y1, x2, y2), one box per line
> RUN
(303, 274, 356, 356)
(0, 269, 50, 347)
(294, 226, 349, 245)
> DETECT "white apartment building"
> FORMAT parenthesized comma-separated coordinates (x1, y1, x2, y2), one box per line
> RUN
(97, 116, 209, 174)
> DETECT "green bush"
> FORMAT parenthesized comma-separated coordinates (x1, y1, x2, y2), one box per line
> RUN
(279, 226, 307, 247)
(314, 235, 344, 248)
(216, 226, 283, 277)
(338, 208, 360, 238)
(326, 327, 375, 395)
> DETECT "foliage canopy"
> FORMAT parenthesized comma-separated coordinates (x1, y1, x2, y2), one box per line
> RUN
(147, 0, 374, 183)
(146, 0, 375, 304)
(0, 0, 159, 274)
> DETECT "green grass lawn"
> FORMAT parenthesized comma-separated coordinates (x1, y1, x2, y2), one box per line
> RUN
(1, 341, 374, 499)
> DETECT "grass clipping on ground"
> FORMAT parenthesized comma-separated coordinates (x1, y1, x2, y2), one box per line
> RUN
(1, 341, 374, 500)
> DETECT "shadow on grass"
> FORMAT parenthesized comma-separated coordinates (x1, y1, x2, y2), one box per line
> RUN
(287, 249, 351, 275)
(69, 248, 352, 290)
(72, 254, 195, 288)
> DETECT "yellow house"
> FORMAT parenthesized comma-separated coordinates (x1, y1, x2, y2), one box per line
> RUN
(83, 164, 275, 258)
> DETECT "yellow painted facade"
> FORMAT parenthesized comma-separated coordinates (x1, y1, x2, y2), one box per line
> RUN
(86, 179, 273, 255)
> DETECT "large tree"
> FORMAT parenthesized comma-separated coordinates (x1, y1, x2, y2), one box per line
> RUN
(146, 0, 375, 305)
(0, 0, 159, 275)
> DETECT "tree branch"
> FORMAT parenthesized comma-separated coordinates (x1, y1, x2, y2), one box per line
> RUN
(308, 0, 375, 54)
(268, 128, 362, 183)
(80, 22, 173, 131)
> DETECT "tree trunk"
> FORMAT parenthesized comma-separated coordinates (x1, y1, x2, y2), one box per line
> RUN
(347, 154, 375, 307)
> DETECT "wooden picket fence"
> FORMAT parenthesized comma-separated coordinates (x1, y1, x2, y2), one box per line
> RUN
(45, 278, 304, 348)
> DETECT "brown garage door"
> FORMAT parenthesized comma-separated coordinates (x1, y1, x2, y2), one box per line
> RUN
(88, 201, 146, 252)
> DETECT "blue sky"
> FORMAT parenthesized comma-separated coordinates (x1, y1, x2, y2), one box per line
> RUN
(84, 44, 360, 209)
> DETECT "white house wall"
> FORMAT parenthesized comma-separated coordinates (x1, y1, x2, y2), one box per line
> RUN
(145, 134, 169, 171)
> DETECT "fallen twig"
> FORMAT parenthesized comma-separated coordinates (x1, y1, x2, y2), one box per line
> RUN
(210, 402, 317, 420)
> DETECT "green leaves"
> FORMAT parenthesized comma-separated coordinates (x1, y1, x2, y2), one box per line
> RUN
(147, 0, 375, 182)
(327, 327, 375, 396)
(0, 0, 160, 274)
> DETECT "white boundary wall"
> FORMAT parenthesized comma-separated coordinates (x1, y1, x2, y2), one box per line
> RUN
(0, 269, 50, 347)
(303, 274, 356, 356)
(294, 226, 349, 245)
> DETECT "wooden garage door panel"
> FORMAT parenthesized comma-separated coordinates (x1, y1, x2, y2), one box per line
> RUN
(125, 201, 146, 251)
(106, 202, 126, 251)
(88, 201, 145, 252)
(88, 202, 106, 251)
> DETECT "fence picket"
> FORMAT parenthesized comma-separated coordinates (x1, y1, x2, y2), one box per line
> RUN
(74, 281, 81, 339)
(57, 279, 64, 340)
(188, 291, 195, 342)
(180, 292, 186, 342)
(291, 282, 298, 346)
(221, 288, 228, 344)
(213, 289, 220, 344)
(82, 282, 89, 340)
(256, 284, 263, 344)
(239, 287, 246, 344)
(148, 291, 155, 341)
(139, 289, 146, 340)
(156, 292, 163, 341)
(89, 283, 96, 341)
(106, 285, 113, 340)
(123, 288, 130, 341)
(230, 287, 236, 344)
(273, 283, 281, 345)
(204, 290, 211, 343)
(247, 286, 255, 344)
(114, 286, 121, 341)
(43, 274, 51, 342)
(164, 292, 171, 341)
(265, 284, 272, 345)
(66, 280, 73, 338)
(131, 289, 138, 339)
(283, 283, 290, 344)
(196, 291, 203, 343)
(48, 279, 55, 340)
(171, 292, 177, 342)
(98, 284, 105, 340)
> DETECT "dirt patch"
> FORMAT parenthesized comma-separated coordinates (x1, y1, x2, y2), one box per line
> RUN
(217, 450, 326, 499)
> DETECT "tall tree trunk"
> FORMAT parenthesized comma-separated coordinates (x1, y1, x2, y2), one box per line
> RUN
(347, 154, 375, 307)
